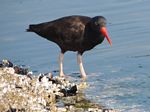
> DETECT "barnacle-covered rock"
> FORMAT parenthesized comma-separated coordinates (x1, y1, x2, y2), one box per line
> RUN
(0, 67, 78, 111)
(0, 60, 117, 112)
(13, 66, 28, 75)
(0, 59, 13, 67)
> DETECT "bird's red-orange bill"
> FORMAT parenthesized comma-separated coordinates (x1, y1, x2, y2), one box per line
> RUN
(100, 27, 112, 46)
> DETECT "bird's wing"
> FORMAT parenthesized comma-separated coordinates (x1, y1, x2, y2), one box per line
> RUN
(50, 16, 90, 44)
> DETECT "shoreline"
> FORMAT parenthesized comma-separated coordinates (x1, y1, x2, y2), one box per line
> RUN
(0, 60, 117, 112)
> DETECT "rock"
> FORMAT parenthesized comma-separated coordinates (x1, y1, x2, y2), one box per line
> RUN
(0, 61, 3, 67)
(77, 82, 88, 89)
(14, 66, 28, 75)
(0, 60, 13, 67)
(57, 107, 67, 112)
(38, 73, 55, 84)
(3, 67, 15, 74)
(0, 59, 118, 112)
(68, 105, 75, 112)
(0, 65, 81, 111)
(60, 85, 77, 97)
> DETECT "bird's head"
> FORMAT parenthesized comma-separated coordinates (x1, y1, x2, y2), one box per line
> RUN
(91, 16, 112, 46)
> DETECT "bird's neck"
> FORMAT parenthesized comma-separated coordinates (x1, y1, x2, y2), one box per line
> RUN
(85, 24, 105, 44)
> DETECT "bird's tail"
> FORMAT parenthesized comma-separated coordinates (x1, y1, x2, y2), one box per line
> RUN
(26, 24, 36, 32)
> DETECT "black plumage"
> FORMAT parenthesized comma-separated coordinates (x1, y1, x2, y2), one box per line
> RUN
(27, 15, 107, 54)
(27, 15, 112, 80)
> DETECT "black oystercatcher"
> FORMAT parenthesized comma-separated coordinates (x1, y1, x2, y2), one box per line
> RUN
(27, 15, 112, 80)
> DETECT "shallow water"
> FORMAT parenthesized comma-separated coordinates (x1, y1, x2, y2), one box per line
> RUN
(0, 0, 150, 111)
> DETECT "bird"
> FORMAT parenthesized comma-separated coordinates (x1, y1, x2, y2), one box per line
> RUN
(27, 15, 112, 80)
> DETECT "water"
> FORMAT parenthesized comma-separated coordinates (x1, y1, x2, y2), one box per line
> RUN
(0, 0, 150, 111)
